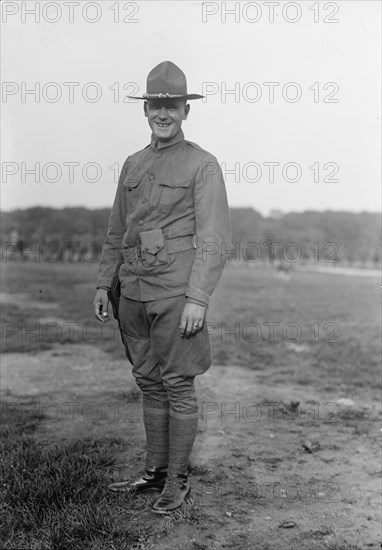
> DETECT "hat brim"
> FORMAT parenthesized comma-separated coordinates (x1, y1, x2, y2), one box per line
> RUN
(126, 93, 204, 100)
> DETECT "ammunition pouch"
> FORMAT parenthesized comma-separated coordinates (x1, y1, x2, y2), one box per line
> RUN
(121, 230, 195, 267)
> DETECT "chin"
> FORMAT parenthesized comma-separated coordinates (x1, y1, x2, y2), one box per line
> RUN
(155, 131, 172, 141)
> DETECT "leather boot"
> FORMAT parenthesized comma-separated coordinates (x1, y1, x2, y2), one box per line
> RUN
(108, 466, 167, 494)
(152, 473, 190, 513)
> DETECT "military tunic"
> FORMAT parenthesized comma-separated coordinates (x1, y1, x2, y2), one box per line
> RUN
(96, 129, 231, 307)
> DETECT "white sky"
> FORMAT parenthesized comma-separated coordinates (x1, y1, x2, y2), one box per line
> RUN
(1, 0, 381, 215)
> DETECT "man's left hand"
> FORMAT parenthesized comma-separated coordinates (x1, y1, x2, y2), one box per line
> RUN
(179, 302, 206, 338)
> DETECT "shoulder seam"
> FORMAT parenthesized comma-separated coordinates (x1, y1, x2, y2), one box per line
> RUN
(127, 143, 151, 159)
(185, 140, 213, 157)
(122, 144, 151, 167)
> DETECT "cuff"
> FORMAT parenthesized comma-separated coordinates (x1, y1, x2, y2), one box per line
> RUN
(97, 285, 111, 291)
(186, 286, 209, 307)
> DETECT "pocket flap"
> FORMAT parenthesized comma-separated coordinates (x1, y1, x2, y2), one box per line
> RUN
(123, 175, 141, 189)
(123, 163, 142, 188)
(140, 229, 164, 254)
(159, 177, 192, 189)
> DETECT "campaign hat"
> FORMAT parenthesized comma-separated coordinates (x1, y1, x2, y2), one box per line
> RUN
(131, 61, 203, 100)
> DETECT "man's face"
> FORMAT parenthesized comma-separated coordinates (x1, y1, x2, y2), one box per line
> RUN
(144, 98, 190, 142)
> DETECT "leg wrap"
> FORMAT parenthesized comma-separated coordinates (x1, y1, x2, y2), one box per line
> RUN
(167, 409, 199, 477)
(143, 402, 169, 469)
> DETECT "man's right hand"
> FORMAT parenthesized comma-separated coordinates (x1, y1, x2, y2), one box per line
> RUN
(93, 289, 110, 322)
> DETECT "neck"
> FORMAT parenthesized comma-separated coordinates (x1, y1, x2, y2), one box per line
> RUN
(151, 129, 185, 150)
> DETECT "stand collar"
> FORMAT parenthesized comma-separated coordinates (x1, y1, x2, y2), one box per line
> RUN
(150, 129, 185, 152)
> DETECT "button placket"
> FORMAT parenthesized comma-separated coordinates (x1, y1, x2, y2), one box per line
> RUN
(147, 156, 166, 210)
(140, 176, 153, 204)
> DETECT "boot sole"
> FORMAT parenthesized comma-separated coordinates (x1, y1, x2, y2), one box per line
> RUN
(108, 484, 165, 494)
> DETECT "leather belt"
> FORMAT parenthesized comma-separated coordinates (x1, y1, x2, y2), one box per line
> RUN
(165, 235, 196, 253)
(122, 235, 195, 264)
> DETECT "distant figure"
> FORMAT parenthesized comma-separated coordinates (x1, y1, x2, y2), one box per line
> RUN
(9, 229, 25, 261)
(273, 260, 291, 281)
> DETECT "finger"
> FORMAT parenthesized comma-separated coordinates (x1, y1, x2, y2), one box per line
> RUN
(179, 313, 187, 337)
(94, 302, 105, 322)
(192, 320, 202, 335)
(94, 299, 109, 323)
(185, 317, 195, 338)
(101, 311, 110, 322)
(102, 295, 109, 312)
(101, 296, 110, 321)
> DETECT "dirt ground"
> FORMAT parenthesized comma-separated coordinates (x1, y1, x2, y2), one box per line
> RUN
(2, 339, 380, 549)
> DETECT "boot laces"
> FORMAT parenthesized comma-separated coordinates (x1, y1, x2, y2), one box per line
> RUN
(161, 473, 187, 497)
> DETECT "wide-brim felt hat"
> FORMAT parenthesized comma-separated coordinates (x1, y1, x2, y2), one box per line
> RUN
(130, 61, 204, 100)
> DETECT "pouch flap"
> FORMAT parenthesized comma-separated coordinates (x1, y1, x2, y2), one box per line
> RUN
(140, 229, 165, 254)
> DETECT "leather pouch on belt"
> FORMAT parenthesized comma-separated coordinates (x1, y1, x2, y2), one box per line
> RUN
(121, 247, 139, 263)
(140, 229, 169, 265)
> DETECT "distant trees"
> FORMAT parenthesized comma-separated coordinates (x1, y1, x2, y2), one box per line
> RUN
(1, 207, 110, 263)
(1, 207, 380, 267)
(230, 209, 381, 267)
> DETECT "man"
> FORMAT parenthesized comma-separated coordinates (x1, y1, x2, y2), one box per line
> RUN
(93, 61, 231, 513)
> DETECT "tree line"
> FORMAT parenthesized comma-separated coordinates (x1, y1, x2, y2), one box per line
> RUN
(1, 206, 380, 267)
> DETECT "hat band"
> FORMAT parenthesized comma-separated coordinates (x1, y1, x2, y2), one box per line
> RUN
(143, 92, 186, 98)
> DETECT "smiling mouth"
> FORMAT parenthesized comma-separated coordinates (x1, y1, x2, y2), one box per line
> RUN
(155, 122, 171, 128)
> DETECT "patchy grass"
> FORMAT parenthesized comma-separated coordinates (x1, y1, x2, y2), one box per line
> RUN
(1, 262, 125, 358)
(1, 261, 380, 394)
(209, 265, 381, 392)
(0, 404, 142, 550)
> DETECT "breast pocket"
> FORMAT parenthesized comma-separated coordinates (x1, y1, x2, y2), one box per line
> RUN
(156, 177, 193, 210)
(123, 171, 143, 212)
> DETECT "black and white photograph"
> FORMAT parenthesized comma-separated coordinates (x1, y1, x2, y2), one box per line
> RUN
(1, 1, 381, 548)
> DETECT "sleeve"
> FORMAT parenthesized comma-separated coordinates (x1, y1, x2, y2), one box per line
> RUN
(96, 159, 129, 289)
(185, 154, 232, 306)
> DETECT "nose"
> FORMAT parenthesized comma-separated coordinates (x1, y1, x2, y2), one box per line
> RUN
(158, 107, 168, 120)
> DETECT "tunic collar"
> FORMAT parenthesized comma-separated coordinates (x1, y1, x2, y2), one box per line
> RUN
(150, 129, 185, 152)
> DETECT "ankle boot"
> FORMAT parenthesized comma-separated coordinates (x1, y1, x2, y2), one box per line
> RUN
(152, 473, 190, 513)
(108, 465, 167, 494)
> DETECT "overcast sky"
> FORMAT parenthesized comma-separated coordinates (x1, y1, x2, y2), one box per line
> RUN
(1, 0, 380, 215)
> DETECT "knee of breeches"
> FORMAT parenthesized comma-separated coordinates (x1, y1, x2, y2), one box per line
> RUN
(134, 378, 168, 404)
(163, 384, 199, 415)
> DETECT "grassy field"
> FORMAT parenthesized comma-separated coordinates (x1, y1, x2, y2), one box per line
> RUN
(2, 261, 380, 391)
(1, 261, 381, 549)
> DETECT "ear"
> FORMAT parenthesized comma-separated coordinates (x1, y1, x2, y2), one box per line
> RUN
(183, 102, 190, 120)
(143, 101, 148, 117)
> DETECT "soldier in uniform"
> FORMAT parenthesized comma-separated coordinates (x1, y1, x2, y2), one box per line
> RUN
(93, 61, 231, 513)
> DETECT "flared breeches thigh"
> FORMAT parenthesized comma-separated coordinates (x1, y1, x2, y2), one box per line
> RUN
(118, 294, 212, 412)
